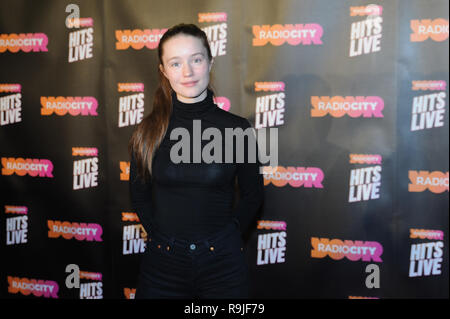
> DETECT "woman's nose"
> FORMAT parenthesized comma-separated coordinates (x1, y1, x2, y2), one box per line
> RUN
(182, 63, 193, 76)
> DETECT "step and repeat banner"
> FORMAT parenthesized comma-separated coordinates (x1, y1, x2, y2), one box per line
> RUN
(1, 0, 448, 299)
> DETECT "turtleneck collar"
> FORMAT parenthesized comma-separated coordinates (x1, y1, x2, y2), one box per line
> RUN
(171, 89, 215, 118)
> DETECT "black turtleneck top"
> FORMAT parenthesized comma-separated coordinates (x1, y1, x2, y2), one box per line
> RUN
(129, 89, 264, 240)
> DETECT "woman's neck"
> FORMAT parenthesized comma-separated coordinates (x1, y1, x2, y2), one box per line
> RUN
(176, 89, 207, 104)
(171, 89, 215, 118)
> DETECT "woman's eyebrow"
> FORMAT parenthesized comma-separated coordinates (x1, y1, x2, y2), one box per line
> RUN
(167, 52, 205, 62)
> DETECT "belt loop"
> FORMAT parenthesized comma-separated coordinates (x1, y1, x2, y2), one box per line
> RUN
(166, 237, 175, 253)
(204, 239, 215, 254)
(232, 217, 240, 230)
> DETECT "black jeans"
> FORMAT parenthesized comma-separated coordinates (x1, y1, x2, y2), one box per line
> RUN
(135, 219, 249, 299)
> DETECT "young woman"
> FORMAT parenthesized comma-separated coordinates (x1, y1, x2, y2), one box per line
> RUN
(128, 23, 264, 299)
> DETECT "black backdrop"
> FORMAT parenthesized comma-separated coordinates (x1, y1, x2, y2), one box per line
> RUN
(1, 0, 448, 299)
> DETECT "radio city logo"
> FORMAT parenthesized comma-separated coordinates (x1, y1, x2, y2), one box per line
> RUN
(66, 11, 94, 63)
(262, 166, 324, 188)
(349, 4, 383, 57)
(5, 205, 28, 245)
(408, 170, 449, 194)
(256, 220, 287, 266)
(79, 270, 103, 299)
(409, 229, 444, 277)
(199, 12, 228, 57)
(311, 96, 384, 118)
(48, 220, 103, 241)
(255, 82, 285, 129)
(0, 84, 22, 126)
(252, 24, 323, 46)
(348, 154, 382, 203)
(0, 33, 48, 53)
(118, 83, 144, 127)
(311, 237, 383, 262)
(410, 81, 447, 131)
(73, 147, 98, 190)
(8, 276, 59, 298)
(40, 96, 98, 116)
(115, 28, 167, 50)
(410, 18, 449, 42)
(122, 212, 147, 255)
(1, 157, 54, 177)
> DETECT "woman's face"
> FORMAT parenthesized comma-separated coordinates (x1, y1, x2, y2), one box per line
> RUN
(160, 34, 213, 104)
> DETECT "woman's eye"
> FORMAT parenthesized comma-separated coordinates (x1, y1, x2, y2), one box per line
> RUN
(193, 57, 203, 63)
(171, 62, 180, 67)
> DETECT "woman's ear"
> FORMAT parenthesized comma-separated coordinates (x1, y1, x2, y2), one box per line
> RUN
(159, 64, 166, 77)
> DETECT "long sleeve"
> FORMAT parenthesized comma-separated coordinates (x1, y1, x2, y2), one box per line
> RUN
(233, 118, 264, 234)
(129, 153, 154, 234)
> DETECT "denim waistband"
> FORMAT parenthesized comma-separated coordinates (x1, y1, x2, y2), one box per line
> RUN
(148, 218, 240, 252)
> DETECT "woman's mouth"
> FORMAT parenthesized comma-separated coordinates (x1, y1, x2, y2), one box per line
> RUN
(181, 81, 198, 87)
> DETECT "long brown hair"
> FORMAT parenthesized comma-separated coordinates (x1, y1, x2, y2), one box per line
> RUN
(128, 23, 214, 183)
